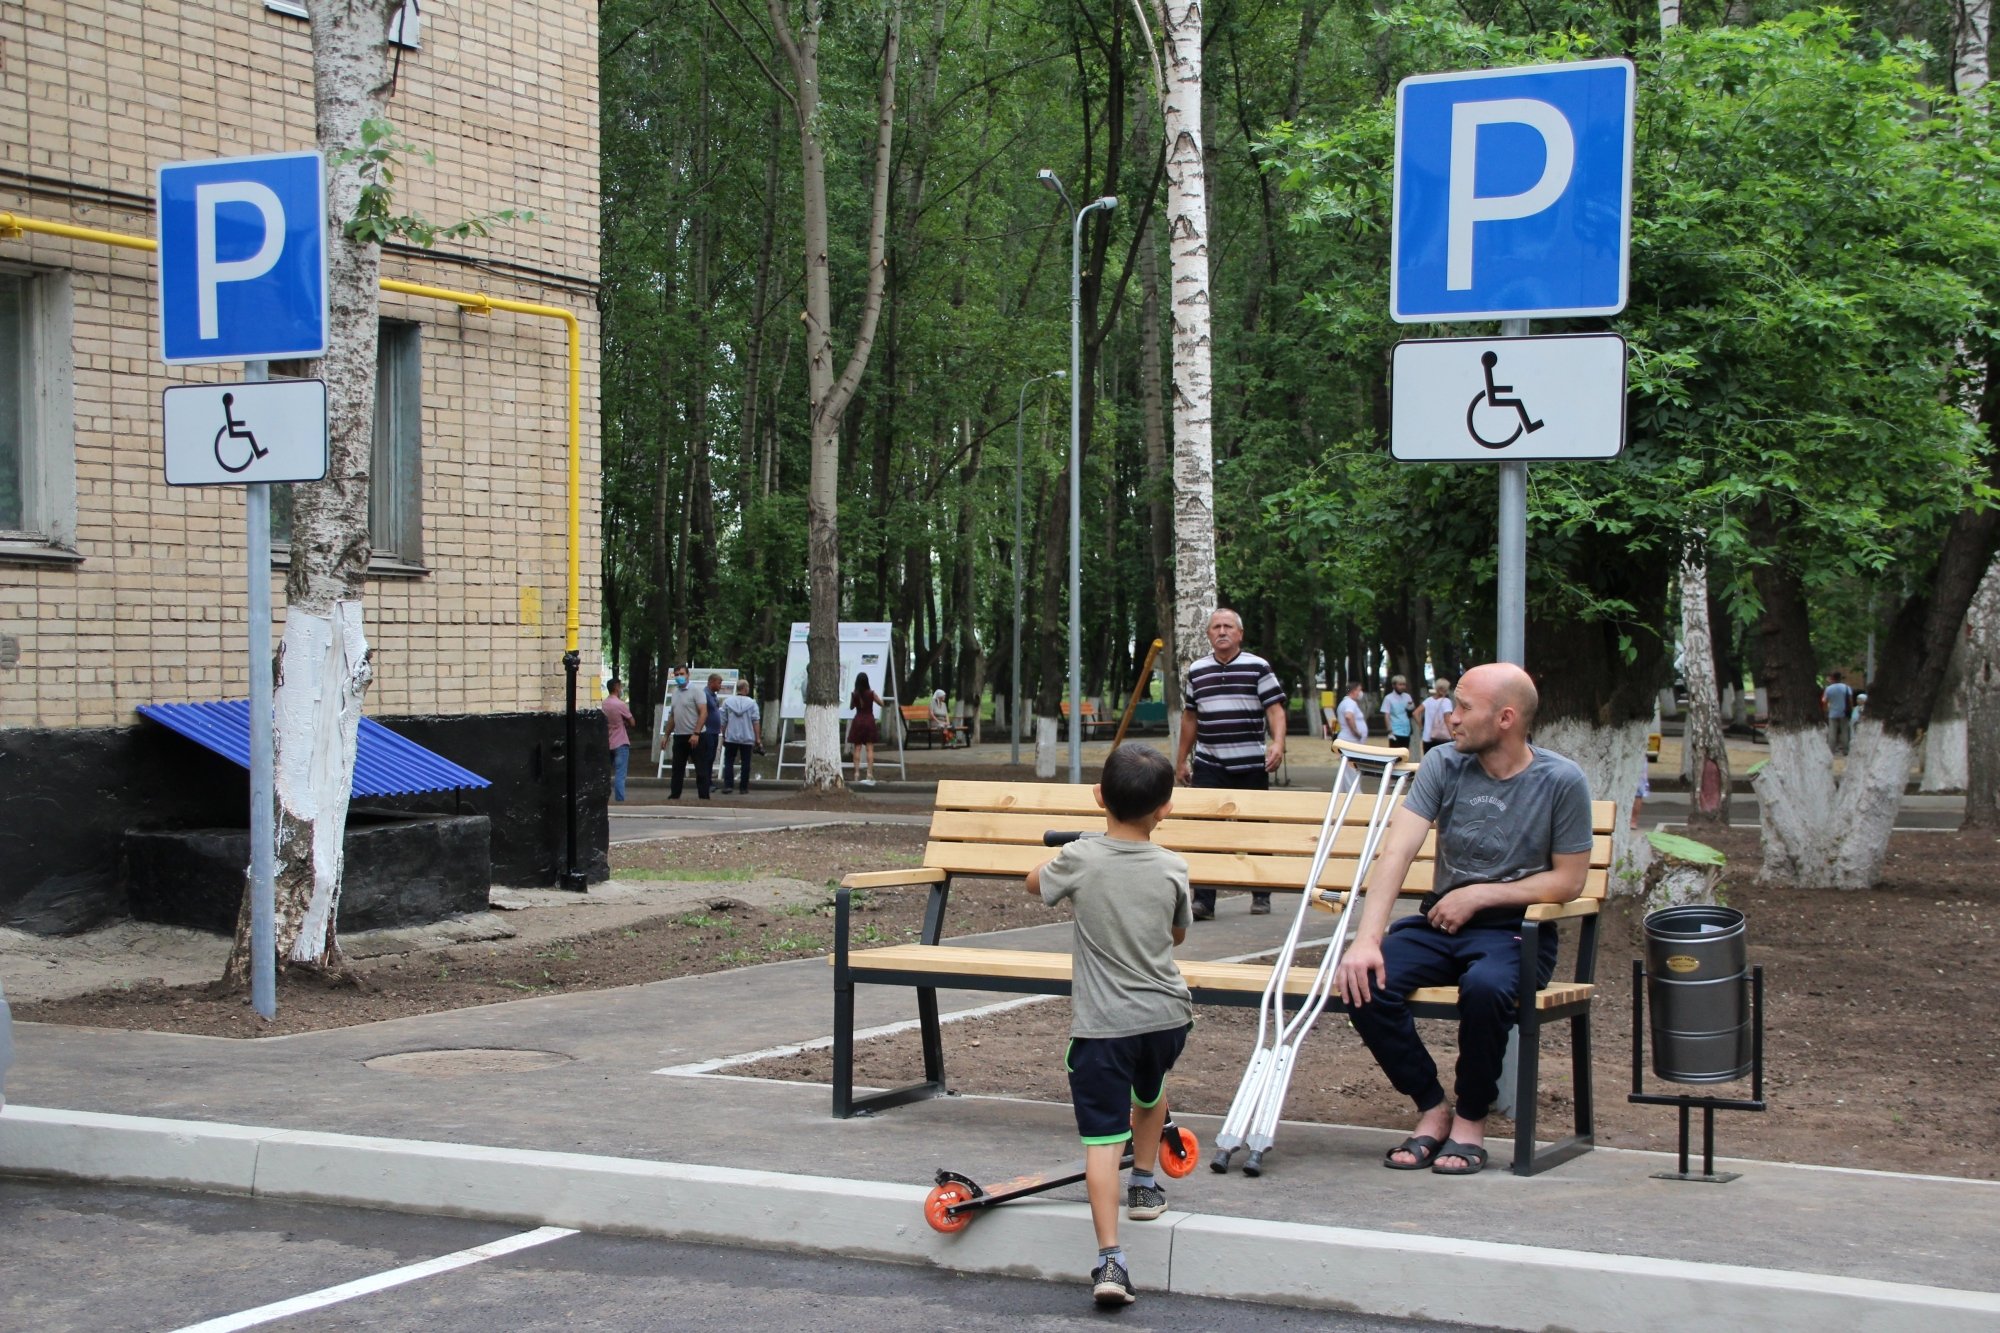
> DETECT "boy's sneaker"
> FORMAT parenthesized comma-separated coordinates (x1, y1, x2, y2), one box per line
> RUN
(1091, 1255, 1136, 1306)
(1126, 1181, 1167, 1220)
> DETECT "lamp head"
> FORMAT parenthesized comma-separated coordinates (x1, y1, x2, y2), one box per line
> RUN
(1093, 196, 1118, 212)
(1052, 370, 1066, 379)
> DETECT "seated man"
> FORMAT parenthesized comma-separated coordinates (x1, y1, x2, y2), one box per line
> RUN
(1333, 662, 1593, 1176)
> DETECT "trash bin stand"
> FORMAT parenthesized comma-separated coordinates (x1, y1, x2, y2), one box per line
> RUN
(1628, 958, 1766, 1183)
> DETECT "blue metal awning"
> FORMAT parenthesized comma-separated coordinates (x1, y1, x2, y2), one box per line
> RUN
(137, 700, 491, 798)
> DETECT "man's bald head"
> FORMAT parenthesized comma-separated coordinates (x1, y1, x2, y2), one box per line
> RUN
(1459, 662, 1538, 732)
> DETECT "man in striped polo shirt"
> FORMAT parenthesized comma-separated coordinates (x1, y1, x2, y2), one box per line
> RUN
(1174, 608, 1288, 919)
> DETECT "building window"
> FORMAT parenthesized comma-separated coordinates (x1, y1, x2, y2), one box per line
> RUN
(371, 320, 424, 565)
(0, 267, 79, 562)
(265, 2, 421, 48)
(270, 321, 423, 571)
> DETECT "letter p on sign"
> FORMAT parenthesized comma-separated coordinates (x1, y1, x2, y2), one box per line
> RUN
(159, 152, 329, 365)
(1391, 59, 1633, 323)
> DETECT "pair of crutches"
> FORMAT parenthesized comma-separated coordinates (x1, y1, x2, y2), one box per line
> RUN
(1211, 740, 1416, 1176)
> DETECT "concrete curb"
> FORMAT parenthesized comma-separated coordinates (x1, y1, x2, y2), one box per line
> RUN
(5, 1105, 1997, 1331)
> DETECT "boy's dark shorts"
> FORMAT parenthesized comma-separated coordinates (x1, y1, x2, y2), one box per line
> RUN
(1065, 1023, 1192, 1145)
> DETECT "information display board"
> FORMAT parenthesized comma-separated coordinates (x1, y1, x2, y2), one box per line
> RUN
(779, 622, 894, 720)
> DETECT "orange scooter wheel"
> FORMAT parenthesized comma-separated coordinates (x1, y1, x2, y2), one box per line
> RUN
(1159, 1125, 1201, 1178)
(924, 1181, 974, 1233)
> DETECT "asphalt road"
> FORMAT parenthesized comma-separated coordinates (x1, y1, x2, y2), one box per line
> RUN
(0, 1179, 1477, 1332)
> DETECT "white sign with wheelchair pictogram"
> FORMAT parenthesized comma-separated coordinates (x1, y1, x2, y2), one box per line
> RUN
(162, 379, 330, 486)
(1389, 334, 1626, 462)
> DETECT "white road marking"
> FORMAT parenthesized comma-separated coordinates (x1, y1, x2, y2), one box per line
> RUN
(164, 1225, 577, 1332)
(653, 936, 1333, 1078)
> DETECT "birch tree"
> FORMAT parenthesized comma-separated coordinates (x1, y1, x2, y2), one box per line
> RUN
(1140, 1, 1219, 677)
(733, 0, 902, 791)
(225, 0, 396, 985)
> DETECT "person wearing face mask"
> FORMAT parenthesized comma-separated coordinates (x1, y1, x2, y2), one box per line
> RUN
(666, 666, 710, 800)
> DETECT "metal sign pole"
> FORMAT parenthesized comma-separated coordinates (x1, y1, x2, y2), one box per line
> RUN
(1496, 318, 1529, 665)
(243, 359, 276, 1019)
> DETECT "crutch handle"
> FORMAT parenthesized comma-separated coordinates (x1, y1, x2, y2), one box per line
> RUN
(1333, 739, 1411, 760)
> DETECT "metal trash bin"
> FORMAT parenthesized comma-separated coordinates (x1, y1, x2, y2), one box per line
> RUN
(1644, 904, 1751, 1083)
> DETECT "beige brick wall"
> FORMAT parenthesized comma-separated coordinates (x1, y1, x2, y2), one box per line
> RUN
(0, 0, 602, 729)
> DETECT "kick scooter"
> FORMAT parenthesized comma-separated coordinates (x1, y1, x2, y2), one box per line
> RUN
(923, 1112, 1201, 1233)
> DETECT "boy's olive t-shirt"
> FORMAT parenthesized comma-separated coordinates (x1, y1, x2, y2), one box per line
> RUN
(1038, 836, 1194, 1038)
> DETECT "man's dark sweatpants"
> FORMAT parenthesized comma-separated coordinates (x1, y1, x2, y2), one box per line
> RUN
(1348, 916, 1559, 1121)
(1190, 759, 1271, 915)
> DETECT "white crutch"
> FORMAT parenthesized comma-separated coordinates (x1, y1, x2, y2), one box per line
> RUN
(1211, 740, 1409, 1174)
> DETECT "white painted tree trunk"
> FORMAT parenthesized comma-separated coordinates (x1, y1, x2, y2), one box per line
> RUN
(1753, 723, 1910, 889)
(274, 602, 372, 959)
(1679, 553, 1732, 824)
(1953, 0, 1990, 94)
(1644, 861, 1720, 914)
(1533, 718, 1650, 895)
(1921, 635, 1968, 792)
(1035, 715, 1059, 779)
(1528, 716, 1656, 892)
(228, 0, 394, 984)
(802, 704, 841, 790)
(1151, 1, 1219, 684)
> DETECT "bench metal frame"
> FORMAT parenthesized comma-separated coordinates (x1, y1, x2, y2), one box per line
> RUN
(830, 876, 1599, 1177)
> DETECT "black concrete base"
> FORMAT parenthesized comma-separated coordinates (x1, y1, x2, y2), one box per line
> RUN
(123, 812, 493, 936)
(1, 709, 609, 936)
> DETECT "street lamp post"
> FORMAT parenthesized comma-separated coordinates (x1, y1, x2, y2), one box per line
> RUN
(1038, 169, 1116, 784)
(1013, 369, 1063, 767)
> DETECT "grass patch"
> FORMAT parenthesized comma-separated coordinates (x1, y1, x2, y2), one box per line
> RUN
(613, 867, 757, 883)
(767, 931, 824, 953)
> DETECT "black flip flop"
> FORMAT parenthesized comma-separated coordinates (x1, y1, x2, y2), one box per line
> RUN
(1382, 1134, 1443, 1170)
(1430, 1140, 1489, 1175)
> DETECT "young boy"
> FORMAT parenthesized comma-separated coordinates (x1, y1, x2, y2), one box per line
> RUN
(1026, 744, 1193, 1307)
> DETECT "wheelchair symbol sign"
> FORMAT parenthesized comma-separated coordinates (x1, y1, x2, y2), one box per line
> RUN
(163, 379, 329, 486)
(1390, 334, 1626, 463)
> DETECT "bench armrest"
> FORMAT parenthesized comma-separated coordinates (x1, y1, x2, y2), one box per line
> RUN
(1524, 898, 1600, 922)
(840, 867, 949, 890)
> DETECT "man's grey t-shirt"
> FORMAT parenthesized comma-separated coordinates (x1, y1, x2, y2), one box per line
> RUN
(1404, 745, 1595, 930)
(669, 685, 704, 737)
(1039, 836, 1194, 1038)
(1824, 682, 1854, 719)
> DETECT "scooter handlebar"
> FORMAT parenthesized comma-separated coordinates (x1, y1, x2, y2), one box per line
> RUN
(1042, 830, 1103, 847)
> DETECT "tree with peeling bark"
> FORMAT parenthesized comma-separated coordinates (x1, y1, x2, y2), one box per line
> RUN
(1678, 545, 1731, 827)
(719, 0, 902, 792)
(225, 0, 397, 987)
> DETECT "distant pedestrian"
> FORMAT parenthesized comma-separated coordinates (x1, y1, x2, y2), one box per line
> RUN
(1334, 681, 1370, 791)
(1382, 676, 1415, 752)
(603, 678, 636, 803)
(930, 687, 958, 747)
(1418, 678, 1454, 762)
(1174, 607, 1287, 919)
(849, 672, 885, 784)
(666, 666, 709, 800)
(719, 678, 762, 794)
(1822, 671, 1855, 756)
(699, 673, 726, 795)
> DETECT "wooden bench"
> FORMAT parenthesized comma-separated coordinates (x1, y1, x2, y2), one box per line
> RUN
(831, 768, 1615, 1177)
(1057, 699, 1118, 735)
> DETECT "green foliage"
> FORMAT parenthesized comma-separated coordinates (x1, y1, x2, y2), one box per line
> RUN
(1646, 829, 1727, 866)
(331, 118, 537, 247)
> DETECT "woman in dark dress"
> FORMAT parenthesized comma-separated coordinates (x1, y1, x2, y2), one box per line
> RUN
(847, 672, 884, 783)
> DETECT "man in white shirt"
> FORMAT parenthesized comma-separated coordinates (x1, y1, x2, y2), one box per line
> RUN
(1418, 677, 1455, 762)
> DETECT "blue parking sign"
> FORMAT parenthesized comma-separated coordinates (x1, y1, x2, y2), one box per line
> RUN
(158, 152, 328, 365)
(1391, 59, 1634, 323)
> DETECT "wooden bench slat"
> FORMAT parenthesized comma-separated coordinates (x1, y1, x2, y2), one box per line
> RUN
(842, 945, 1595, 1010)
(927, 809, 1435, 857)
(919, 840, 1439, 892)
(839, 867, 948, 890)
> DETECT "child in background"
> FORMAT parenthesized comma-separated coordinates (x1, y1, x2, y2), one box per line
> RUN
(1026, 744, 1193, 1307)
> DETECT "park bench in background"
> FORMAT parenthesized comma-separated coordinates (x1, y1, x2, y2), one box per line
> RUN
(899, 703, 966, 749)
(830, 775, 1614, 1176)
(1056, 699, 1118, 736)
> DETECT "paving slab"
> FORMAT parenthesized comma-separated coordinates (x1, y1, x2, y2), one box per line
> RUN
(4, 902, 1996, 1330)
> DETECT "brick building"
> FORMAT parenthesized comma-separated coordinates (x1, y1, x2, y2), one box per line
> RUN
(1, 1, 607, 931)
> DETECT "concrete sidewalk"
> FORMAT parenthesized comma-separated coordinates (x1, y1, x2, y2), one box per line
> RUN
(5, 901, 1997, 1329)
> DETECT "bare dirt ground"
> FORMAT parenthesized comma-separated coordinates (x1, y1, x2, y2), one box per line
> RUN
(10, 818, 1998, 1179)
